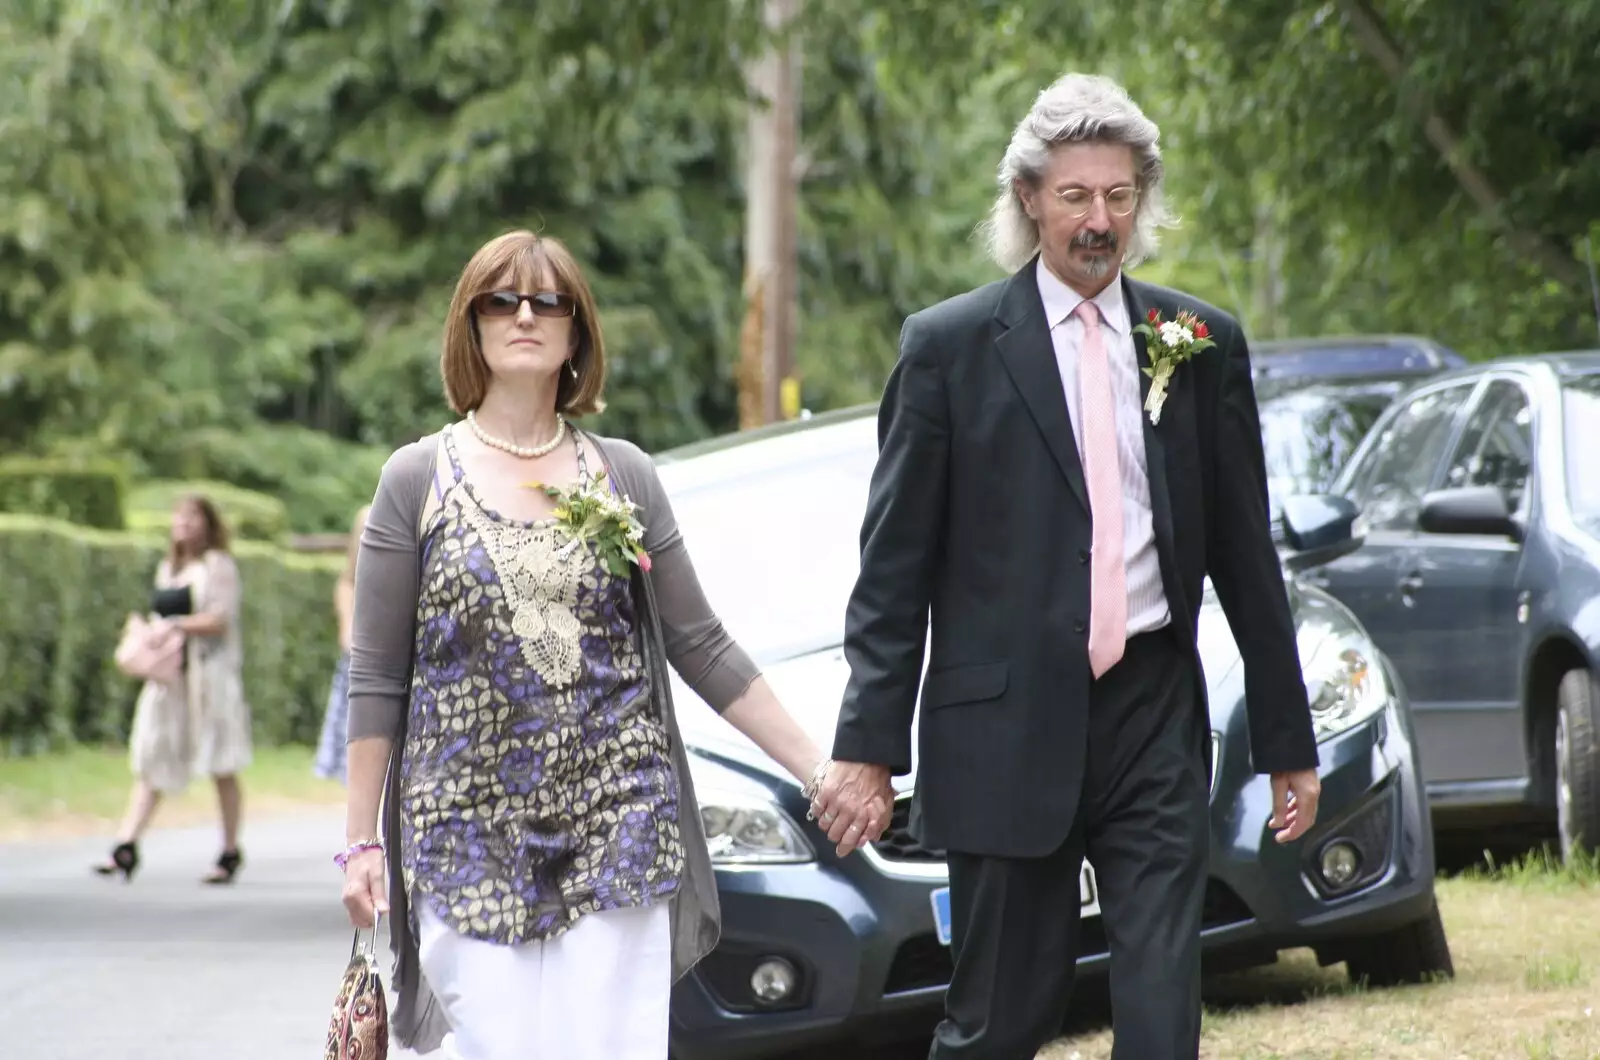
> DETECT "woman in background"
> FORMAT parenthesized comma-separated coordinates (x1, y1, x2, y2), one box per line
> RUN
(95, 494, 253, 884)
(313, 504, 371, 784)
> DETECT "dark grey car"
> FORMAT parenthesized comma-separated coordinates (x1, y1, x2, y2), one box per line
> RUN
(657, 407, 1449, 1059)
(1309, 352, 1600, 859)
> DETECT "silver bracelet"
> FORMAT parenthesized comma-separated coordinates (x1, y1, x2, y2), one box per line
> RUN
(801, 758, 833, 818)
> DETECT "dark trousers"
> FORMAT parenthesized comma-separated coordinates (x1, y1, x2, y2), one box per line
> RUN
(928, 628, 1211, 1060)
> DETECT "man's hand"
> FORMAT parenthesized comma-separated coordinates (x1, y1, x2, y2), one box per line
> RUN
(811, 760, 895, 857)
(1270, 768, 1321, 843)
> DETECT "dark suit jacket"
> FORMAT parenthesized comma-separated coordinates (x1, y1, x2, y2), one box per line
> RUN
(831, 259, 1320, 859)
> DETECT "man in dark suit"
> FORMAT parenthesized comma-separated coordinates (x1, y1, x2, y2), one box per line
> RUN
(807, 73, 1323, 1059)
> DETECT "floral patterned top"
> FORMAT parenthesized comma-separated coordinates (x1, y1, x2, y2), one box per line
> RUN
(399, 426, 685, 944)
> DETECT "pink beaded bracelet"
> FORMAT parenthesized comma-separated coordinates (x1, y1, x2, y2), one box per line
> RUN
(334, 839, 383, 870)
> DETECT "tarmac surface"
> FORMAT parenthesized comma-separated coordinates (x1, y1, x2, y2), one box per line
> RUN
(0, 809, 438, 1060)
(0, 810, 931, 1059)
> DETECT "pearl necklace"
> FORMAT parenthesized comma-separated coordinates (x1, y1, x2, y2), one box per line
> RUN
(466, 410, 567, 459)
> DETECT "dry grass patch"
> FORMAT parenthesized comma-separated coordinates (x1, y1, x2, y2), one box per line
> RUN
(1041, 852, 1600, 1060)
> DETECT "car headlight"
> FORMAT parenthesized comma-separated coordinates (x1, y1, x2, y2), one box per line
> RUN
(697, 787, 814, 865)
(1301, 630, 1390, 742)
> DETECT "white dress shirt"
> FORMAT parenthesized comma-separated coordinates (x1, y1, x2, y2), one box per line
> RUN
(1035, 259, 1171, 636)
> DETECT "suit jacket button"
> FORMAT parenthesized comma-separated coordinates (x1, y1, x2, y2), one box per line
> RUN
(1073, 619, 1087, 634)
(1077, 549, 1090, 565)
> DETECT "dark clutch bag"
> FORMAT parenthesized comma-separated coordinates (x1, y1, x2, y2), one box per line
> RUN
(151, 585, 193, 618)
(324, 912, 388, 1060)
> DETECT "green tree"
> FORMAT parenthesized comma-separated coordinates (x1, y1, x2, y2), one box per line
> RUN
(1086, 0, 1600, 356)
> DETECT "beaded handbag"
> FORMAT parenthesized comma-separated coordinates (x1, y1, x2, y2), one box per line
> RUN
(324, 912, 389, 1060)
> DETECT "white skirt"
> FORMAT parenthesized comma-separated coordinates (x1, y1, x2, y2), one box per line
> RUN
(415, 898, 673, 1060)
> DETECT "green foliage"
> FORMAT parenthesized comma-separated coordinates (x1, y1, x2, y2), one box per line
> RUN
(0, 457, 126, 530)
(0, 0, 1100, 491)
(126, 479, 290, 543)
(153, 422, 387, 534)
(1085, 0, 1600, 356)
(2, 0, 1596, 546)
(0, 513, 342, 755)
(0, 2, 196, 453)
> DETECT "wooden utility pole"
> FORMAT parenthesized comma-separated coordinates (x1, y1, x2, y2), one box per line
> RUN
(738, 0, 801, 429)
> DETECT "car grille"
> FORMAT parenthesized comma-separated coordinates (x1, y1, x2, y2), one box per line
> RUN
(870, 797, 943, 864)
(882, 877, 1255, 995)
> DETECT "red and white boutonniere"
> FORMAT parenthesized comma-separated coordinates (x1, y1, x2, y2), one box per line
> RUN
(1132, 308, 1215, 425)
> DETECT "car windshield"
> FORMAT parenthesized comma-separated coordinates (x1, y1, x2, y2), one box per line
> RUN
(1563, 373, 1600, 519)
(657, 425, 879, 665)
(1257, 381, 1398, 512)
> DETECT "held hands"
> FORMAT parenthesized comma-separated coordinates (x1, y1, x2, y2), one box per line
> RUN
(806, 759, 895, 858)
(1269, 768, 1321, 844)
(340, 847, 388, 929)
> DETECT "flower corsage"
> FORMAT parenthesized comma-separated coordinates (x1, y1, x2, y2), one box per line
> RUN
(1132, 307, 1215, 425)
(528, 471, 652, 577)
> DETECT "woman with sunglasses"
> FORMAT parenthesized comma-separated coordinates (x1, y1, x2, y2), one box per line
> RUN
(337, 229, 888, 1060)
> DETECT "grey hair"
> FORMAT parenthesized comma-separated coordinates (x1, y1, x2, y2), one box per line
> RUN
(977, 73, 1178, 273)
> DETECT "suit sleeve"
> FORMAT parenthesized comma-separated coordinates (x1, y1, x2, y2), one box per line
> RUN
(831, 313, 950, 775)
(1205, 324, 1320, 774)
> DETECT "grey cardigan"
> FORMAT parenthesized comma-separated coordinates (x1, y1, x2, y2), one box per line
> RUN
(345, 427, 759, 1053)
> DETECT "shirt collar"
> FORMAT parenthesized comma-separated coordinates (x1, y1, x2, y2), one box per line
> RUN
(1035, 257, 1130, 336)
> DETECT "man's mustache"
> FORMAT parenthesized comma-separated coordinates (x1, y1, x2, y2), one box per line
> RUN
(1071, 230, 1119, 253)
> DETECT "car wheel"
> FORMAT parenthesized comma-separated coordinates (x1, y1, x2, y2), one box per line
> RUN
(1556, 669, 1600, 861)
(1344, 897, 1454, 988)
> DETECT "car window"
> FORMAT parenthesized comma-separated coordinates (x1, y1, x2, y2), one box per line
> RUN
(1259, 386, 1396, 512)
(1440, 379, 1534, 515)
(1343, 383, 1475, 532)
(1562, 373, 1600, 520)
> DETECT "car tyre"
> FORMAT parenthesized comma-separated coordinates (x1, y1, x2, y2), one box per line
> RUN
(1344, 897, 1454, 988)
(1556, 669, 1600, 862)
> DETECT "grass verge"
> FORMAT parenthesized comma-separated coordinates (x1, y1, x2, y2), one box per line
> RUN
(0, 744, 345, 841)
(1042, 850, 1600, 1059)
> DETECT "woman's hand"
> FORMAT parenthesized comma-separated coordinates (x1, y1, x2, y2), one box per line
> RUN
(341, 848, 388, 929)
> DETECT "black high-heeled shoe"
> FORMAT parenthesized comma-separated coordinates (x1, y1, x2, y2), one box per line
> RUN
(93, 841, 139, 882)
(202, 848, 243, 885)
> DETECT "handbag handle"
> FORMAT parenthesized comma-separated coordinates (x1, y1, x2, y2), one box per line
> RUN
(351, 910, 382, 965)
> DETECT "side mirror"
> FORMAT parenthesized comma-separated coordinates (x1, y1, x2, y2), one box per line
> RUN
(1279, 494, 1363, 572)
(1418, 486, 1520, 540)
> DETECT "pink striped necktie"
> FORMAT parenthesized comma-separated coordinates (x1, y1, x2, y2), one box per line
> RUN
(1074, 300, 1127, 677)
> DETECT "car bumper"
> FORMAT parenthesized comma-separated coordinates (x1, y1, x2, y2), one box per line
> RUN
(668, 855, 951, 1060)
(670, 698, 1434, 1060)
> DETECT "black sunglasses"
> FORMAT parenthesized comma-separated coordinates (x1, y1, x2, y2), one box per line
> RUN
(471, 290, 575, 318)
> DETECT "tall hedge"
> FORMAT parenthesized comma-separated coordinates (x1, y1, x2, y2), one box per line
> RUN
(0, 513, 345, 756)
(0, 459, 127, 530)
(126, 479, 292, 544)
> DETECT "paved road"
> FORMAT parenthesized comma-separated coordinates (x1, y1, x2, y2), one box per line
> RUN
(2, 811, 949, 1060)
(0, 809, 435, 1060)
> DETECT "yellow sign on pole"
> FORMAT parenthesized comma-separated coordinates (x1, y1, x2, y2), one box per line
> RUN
(780, 376, 801, 420)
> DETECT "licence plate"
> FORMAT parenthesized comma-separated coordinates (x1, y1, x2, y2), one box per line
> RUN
(931, 860, 1100, 946)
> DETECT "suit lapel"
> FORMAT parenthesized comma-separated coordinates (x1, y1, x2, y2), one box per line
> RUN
(1121, 276, 1187, 619)
(993, 263, 1090, 515)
